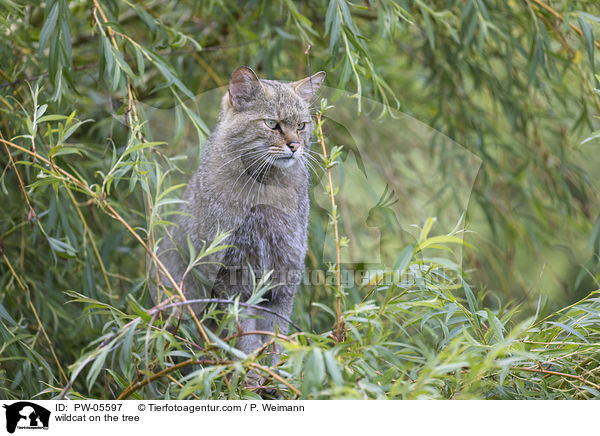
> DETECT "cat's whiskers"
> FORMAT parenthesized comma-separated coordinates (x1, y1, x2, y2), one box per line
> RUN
(219, 143, 261, 157)
(251, 155, 275, 206)
(243, 154, 274, 206)
(304, 158, 322, 182)
(305, 147, 327, 161)
(259, 158, 276, 204)
(216, 148, 267, 173)
(228, 151, 270, 200)
(302, 157, 320, 181)
(235, 151, 273, 203)
(302, 154, 325, 180)
(302, 151, 324, 170)
(232, 145, 285, 201)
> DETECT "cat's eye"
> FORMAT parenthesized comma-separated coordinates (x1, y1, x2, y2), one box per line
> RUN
(264, 119, 278, 129)
(297, 122, 306, 131)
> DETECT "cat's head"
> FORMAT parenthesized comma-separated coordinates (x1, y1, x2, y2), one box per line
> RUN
(220, 66, 325, 170)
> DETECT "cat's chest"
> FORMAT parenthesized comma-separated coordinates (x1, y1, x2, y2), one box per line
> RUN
(231, 203, 307, 268)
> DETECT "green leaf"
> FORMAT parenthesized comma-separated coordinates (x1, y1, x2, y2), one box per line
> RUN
(324, 350, 343, 385)
(546, 321, 589, 343)
(127, 295, 151, 322)
(485, 309, 504, 341)
(0, 303, 16, 325)
(47, 236, 77, 257)
(393, 243, 415, 273)
(420, 6, 435, 50)
(119, 318, 141, 373)
(578, 17, 595, 68)
(39, 2, 59, 54)
(86, 347, 109, 389)
(302, 348, 325, 396)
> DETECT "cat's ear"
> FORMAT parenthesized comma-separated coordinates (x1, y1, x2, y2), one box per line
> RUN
(228, 66, 261, 109)
(292, 71, 326, 103)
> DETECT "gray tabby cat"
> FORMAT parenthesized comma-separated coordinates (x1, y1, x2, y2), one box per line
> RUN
(151, 66, 325, 357)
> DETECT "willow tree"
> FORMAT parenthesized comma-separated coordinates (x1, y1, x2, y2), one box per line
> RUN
(1, 0, 599, 400)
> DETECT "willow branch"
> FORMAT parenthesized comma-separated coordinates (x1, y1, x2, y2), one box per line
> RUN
(511, 366, 600, 391)
(117, 358, 232, 400)
(248, 362, 301, 396)
(0, 137, 209, 342)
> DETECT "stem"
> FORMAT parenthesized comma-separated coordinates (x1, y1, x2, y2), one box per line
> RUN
(0, 131, 36, 219)
(511, 366, 600, 391)
(527, 0, 600, 50)
(117, 358, 232, 399)
(248, 362, 301, 396)
(315, 112, 344, 341)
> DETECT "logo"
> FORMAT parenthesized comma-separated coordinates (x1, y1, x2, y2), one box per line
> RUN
(2, 402, 50, 434)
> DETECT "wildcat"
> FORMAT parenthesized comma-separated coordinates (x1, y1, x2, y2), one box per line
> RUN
(150, 66, 325, 359)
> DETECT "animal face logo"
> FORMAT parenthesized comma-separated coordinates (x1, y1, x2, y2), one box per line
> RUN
(3, 402, 51, 433)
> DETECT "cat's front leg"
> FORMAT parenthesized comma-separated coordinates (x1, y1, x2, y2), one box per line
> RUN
(234, 308, 262, 355)
(254, 285, 296, 367)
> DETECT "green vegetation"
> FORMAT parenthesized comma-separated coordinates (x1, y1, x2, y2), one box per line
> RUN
(1, 0, 600, 399)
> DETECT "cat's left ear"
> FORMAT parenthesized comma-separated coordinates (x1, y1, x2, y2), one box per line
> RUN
(229, 66, 262, 109)
(292, 71, 326, 103)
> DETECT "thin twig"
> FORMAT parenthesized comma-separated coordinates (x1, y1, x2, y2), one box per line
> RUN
(536, 13, 600, 111)
(0, 130, 36, 219)
(222, 330, 292, 343)
(511, 366, 600, 391)
(315, 112, 344, 341)
(117, 358, 232, 399)
(166, 374, 201, 400)
(151, 298, 301, 332)
(527, 0, 600, 50)
(56, 380, 72, 400)
(248, 362, 301, 396)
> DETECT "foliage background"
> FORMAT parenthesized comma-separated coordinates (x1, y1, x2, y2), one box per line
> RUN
(1, 0, 600, 399)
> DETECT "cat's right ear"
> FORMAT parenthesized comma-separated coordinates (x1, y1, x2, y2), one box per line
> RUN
(228, 66, 261, 110)
(292, 71, 326, 103)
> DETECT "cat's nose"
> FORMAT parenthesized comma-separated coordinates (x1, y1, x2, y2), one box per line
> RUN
(286, 141, 300, 152)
